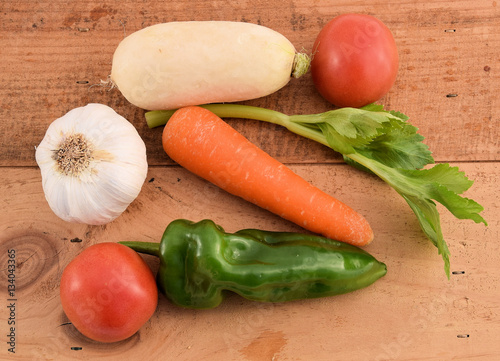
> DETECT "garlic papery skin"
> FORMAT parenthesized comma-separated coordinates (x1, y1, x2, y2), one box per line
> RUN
(35, 103, 148, 225)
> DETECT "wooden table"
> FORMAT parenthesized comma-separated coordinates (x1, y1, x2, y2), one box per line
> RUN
(1, 1, 498, 360)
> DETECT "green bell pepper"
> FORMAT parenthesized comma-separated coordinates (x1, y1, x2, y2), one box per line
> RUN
(120, 219, 387, 309)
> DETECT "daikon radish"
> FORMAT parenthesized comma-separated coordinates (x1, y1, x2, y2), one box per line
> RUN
(109, 21, 310, 110)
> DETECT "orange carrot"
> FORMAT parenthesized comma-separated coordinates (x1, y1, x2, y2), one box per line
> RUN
(162, 106, 374, 246)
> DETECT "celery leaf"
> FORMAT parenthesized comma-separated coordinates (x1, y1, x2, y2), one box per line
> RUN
(303, 105, 487, 277)
(344, 154, 487, 278)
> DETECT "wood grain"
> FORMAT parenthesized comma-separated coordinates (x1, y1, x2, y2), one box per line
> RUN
(0, 163, 497, 360)
(0, 0, 498, 166)
(1, 0, 499, 360)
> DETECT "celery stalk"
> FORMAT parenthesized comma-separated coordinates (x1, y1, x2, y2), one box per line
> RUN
(146, 104, 487, 278)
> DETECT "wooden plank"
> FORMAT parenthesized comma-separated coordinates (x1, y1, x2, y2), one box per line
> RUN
(1, 0, 498, 166)
(0, 163, 496, 360)
(1, 0, 498, 360)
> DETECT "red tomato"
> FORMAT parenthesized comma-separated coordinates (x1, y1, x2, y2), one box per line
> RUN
(311, 13, 399, 108)
(60, 243, 158, 343)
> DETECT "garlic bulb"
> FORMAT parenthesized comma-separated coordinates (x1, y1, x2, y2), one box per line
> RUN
(35, 103, 148, 225)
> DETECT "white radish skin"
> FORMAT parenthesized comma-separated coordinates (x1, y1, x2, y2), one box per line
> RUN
(110, 21, 305, 110)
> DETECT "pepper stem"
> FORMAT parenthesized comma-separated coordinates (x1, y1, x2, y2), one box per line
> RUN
(119, 241, 161, 257)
